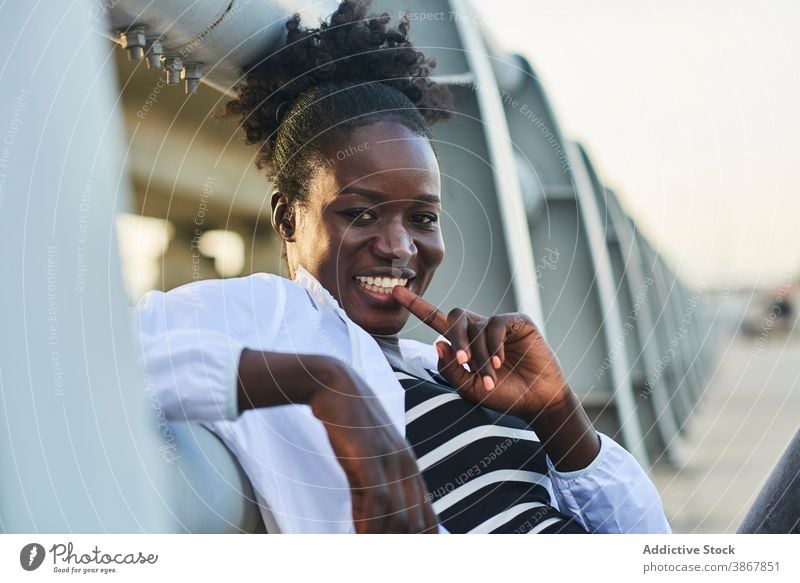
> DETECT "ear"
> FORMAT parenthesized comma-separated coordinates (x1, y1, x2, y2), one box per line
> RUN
(270, 191, 296, 242)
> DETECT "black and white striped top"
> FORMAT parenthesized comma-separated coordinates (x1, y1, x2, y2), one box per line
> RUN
(394, 365, 587, 534)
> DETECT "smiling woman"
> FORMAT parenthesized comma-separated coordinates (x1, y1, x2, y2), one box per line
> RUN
(217, 0, 452, 335)
(135, 0, 670, 534)
(277, 121, 445, 335)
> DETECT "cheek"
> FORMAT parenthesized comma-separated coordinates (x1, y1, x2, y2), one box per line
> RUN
(294, 213, 332, 266)
(303, 217, 362, 277)
(420, 233, 446, 270)
(324, 221, 359, 263)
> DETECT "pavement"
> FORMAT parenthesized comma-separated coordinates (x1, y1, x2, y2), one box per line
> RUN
(650, 329, 800, 533)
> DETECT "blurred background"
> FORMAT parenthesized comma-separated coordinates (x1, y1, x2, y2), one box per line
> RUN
(2, 0, 798, 534)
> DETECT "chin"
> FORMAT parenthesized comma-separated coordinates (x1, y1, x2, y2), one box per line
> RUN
(352, 314, 406, 336)
(338, 275, 415, 336)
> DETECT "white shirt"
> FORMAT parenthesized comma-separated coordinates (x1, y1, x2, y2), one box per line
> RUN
(133, 266, 671, 534)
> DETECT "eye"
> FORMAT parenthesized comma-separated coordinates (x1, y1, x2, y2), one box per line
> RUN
(412, 213, 439, 226)
(342, 208, 377, 223)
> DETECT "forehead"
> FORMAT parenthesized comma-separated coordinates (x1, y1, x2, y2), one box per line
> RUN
(311, 122, 441, 204)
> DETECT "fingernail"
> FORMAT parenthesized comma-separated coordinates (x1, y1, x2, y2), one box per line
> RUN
(456, 350, 469, 366)
(483, 376, 495, 391)
(492, 356, 501, 369)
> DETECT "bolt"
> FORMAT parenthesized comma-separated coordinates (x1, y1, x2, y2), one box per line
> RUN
(163, 56, 183, 85)
(144, 38, 163, 70)
(181, 63, 204, 95)
(120, 26, 147, 61)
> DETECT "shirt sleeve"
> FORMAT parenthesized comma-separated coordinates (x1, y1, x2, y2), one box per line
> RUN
(547, 432, 672, 533)
(137, 327, 245, 421)
(133, 278, 260, 422)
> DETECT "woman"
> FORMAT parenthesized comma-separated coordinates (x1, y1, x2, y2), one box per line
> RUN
(135, 0, 670, 534)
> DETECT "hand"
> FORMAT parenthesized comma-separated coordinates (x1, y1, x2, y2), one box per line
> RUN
(308, 359, 439, 534)
(391, 287, 600, 471)
(392, 286, 570, 422)
(237, 350, 439, 533)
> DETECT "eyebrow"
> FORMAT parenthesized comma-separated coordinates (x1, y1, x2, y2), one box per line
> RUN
(337, 186, 441, 205)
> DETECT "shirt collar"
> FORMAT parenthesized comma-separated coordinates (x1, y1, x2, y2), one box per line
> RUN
(292, 264, 346, 315)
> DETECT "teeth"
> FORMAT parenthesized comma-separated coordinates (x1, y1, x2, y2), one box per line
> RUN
(355, 275, 409, 293)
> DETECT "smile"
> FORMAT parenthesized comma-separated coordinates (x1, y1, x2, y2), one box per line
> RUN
(354, 275, 410, 295)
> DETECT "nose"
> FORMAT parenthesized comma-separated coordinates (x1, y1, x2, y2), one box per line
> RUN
(372, 216, 416, 262)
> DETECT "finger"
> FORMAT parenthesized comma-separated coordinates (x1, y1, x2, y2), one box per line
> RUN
(391, 285, 449, 336)
(486, 317, 507, 369)
(352, 484, 380, 534)
(415, 477, 440, 533)
(356, 468, 391, 534)
(467, 318, 496, 390)
(446, 309, 472, 366)
(345, 459, 373, 534)
(398, 453, 438, 534)
(351, 492, 368, 534)
(399, 475, 424, 534)
(382, 463, 412, 533)
(436, 340, 473, 393)
(420, 494, 440, 533)
(399, 459, 429, 533)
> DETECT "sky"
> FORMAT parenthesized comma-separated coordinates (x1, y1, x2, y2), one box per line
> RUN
(474, 0, 800, 290)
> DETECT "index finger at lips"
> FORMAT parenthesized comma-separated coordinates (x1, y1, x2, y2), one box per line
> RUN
(391, 285, 449, 336)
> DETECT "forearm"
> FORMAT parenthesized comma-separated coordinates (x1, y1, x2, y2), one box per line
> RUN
(522, 389, 601, 472)
(236, 349, 341, 413)
(546, 432, 672, 533)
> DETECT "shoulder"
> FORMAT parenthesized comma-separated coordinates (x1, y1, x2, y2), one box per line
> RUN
(137, 273, 294, 307)
(135, 273, 299, 333)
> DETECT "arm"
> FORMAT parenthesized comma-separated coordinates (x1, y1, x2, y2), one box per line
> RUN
(137, 328, 245, 421)
(134, 282, 439, 533)
(520, 389, 601, 471)
(518, 384, 670, 533)
(393, 286, 600, 470)
(134, 282, 247, 422)
(517, 388, 670, 533)
(236, 347, 440, 533)
(546, 432, 672, 533)
(235, 348, 341, 411)
(392, 288, 670, 533)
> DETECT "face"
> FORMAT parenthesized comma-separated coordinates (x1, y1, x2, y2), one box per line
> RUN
(273, 121, 445, 335)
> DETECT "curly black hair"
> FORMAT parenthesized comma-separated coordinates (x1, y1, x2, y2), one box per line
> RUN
(218, 0, 454, 203)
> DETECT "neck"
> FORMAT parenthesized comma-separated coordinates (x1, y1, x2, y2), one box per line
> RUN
(371, 333, 402, 362)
